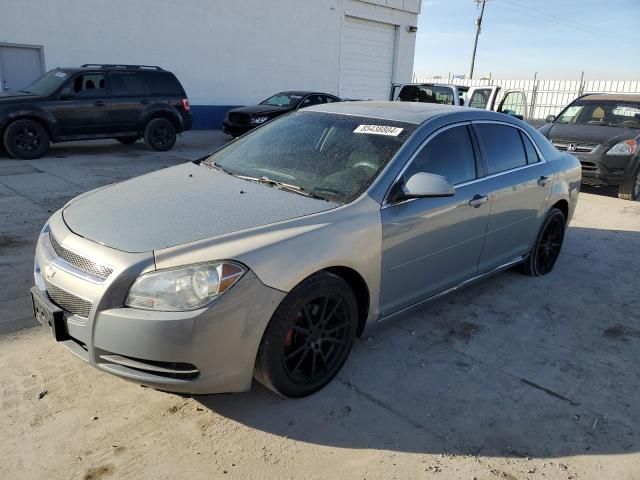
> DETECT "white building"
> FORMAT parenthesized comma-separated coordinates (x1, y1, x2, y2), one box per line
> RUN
(0, 0, 420, 127)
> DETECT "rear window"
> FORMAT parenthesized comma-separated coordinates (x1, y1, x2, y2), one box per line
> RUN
(397, 85, 455, 105)
(139, 71, 185, 96)
(475, 123, 527, 175)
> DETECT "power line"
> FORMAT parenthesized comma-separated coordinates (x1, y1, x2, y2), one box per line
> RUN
(499, 0, 635, 43)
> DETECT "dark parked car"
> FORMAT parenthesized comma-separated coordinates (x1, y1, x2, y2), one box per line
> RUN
(539, 93, 640, 200)
(223, 91, 341, 137)
(0, 64, 192, 159)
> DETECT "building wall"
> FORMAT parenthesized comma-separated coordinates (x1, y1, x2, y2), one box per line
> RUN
(0, 0, 419, 128)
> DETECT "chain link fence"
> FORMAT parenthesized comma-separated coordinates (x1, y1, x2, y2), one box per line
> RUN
(413, 75, 640, 123)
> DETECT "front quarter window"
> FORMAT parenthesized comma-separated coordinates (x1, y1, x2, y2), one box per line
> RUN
(204, 112, 416, 203)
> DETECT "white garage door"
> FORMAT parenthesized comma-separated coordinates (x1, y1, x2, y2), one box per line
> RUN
(339, 16, 396, 100)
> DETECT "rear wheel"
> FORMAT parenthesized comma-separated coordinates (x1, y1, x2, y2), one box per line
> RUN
(143, 118, 176, 151)
(3, 119, 50, 159)
(254, 272, 358, 398)
(521, 207, 566, 276)
(117, 136, 138, 145)
(618, 168, 640, 201)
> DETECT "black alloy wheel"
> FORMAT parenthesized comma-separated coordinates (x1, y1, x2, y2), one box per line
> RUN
(144, 118, 177, 151)
(3, 119, 51, 159)
(522, 207, 566, 276)
(255, 272, 358, 397)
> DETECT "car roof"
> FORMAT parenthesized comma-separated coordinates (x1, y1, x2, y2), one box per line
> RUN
(307, 100, 507, 125)
(278, 91, 338, 97)
(581, 93, 640, 102)
(58, 65, 167, 74)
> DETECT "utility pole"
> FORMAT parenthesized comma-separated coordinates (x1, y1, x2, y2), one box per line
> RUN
(469, 0, 487, 79)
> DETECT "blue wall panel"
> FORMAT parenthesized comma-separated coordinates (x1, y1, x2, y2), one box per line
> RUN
(190, 105, 243, 130)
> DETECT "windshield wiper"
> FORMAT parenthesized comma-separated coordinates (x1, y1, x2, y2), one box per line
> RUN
(234, 174, 330, 201)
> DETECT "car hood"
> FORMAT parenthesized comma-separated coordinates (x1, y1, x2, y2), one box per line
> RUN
(62, 162, 338, 253)
(228, 104, 291, 116)
(546, 123, 639, 145)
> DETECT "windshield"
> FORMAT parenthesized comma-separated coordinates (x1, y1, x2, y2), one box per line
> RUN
(556, 100, 640, 129)
(397, 85, 455, 105)
(260, 92, 304, 107)
(204, 111, 416, 203)
(20, 69, 70, 96)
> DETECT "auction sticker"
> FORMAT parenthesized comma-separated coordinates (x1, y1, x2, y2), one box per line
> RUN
(354, 125, 403, 136)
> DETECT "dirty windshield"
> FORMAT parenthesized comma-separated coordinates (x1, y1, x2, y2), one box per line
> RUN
(205, 111, 416, 203)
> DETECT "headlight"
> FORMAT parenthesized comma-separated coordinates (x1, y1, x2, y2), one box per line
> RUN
(251, 116, 269, 124)
(606, 139, 637, 156)
(125, 262, 246, 311)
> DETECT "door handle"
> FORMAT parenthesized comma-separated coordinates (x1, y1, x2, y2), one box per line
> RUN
(537, 175, 550, 186)
(140, 99, 151, 105)
(94, 100, 106, 107)
(468, 194, 489, 208)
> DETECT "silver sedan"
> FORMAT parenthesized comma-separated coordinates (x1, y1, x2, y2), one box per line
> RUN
(31, 102, 581, 397)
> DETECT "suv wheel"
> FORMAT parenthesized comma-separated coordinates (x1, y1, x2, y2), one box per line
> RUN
(3, 119, 51, 159)
(618, 168, 640, 201)
(117, 136, 138, 145)
(144, 118, 176, 151)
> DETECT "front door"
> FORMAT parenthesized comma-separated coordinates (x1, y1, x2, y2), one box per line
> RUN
(465, 86, 499, 110)
(46, 72, 111, 136)
(379, 124, 491, 317)
(473, 122, 554, 273)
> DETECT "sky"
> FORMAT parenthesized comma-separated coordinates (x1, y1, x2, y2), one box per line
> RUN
(414, 0, 640, 81)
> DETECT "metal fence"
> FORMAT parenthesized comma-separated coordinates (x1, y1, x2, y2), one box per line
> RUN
(412, 75, 640, 121)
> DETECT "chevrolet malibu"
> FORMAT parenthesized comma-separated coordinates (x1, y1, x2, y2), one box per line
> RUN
(31, 102, 581, 398)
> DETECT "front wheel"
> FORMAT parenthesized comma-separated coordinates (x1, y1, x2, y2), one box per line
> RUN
(254, 272, 358, 398)
(143, 118, 176, 151)
(3, 119, 50, 159)
(521, 207, 566, 276)
(618, 168, 640, 201)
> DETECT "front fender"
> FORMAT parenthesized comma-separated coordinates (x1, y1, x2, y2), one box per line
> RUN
(0, 106, 59, 138)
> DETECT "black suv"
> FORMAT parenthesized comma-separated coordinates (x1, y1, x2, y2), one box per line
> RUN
(539, 93, 640, 200)
(0, 64, 192, 159)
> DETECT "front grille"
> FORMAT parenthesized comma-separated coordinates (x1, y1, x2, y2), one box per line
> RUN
(48, 232, 113, 281)
(44, 280, 92, 318)
(552, 141, 600, 154)
(228, 112, 250, 125)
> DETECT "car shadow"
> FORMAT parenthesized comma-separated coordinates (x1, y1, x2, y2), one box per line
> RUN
(197, 225, 640, 458)
(580, 183, 621, 199)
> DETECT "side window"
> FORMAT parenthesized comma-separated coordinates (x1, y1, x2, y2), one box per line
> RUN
(520, 131, 540, 164)
(475, 124, 527, 174)
(498, 91, 526, 117)
(140, 71, 183, 95)
(70, 73, 106, 97)
(469, 88, 492, 109)
(404, 126, 477, 185)
(324, 96, 339, 104)
(110, 72, 150, 97)
(299, 95, 324, 108)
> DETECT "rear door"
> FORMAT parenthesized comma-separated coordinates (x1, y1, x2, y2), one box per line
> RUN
(108, 71, 151, 132)
(48, 72, 110, 136)
(465, 86, 499, 110)
(473, 121, 554, 272)
(380, 124, 491, 316)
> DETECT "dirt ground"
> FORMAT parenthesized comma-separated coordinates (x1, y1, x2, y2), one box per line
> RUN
(1, 133, 639, 480)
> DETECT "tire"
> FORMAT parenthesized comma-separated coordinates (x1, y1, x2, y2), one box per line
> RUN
(521, 207, 566, 276)
(3, 119, 50, 159)
(117, 136, 138, 145)
(618, 168, 640, 201)
(254, 272, 358, 398)
(143, 117, 176, 151)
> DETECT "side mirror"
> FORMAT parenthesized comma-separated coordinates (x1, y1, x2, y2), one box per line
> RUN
(402, 172, 455, 199)
(545, 114, 556, 123)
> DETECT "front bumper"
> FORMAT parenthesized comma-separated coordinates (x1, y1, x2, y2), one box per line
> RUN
(222, 121, 254, 137)
(34, 211, 286, 394)
(573, 151, 637, 186)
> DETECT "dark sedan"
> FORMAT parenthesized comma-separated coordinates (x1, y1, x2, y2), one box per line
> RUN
(539, 93, 640, 200)
(223, 91, 341, 137)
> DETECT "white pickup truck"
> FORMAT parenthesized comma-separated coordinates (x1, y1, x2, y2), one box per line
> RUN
(391, 83, 528, 120)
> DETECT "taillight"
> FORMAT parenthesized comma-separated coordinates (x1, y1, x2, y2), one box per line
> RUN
(181, 98, 190, 111)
